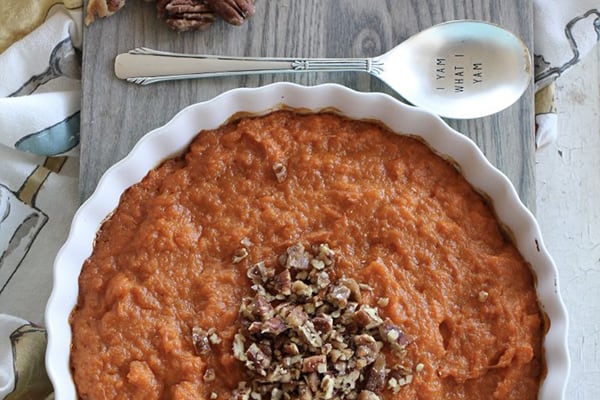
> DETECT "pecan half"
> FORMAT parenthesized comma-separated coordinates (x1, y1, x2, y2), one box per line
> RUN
(157, 0, 216, 31)
(204, 0, 255, 25)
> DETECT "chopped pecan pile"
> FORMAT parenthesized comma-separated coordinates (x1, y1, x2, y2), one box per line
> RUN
(225, 243, 415, 399)
(85, 0, 255, 32)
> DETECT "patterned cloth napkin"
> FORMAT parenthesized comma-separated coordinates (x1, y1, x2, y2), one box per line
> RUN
(533, 2, 600, 147)
(0, 1, 598, 397)
(0, 2, 82, 398)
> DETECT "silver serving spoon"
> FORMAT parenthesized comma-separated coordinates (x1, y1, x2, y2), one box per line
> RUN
(114, 20, 531, 119)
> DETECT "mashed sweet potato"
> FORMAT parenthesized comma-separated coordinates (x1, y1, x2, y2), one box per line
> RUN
(70, 110, 543, 399)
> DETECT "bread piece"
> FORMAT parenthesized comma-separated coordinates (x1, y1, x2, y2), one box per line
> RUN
(85, 0, 127, 25)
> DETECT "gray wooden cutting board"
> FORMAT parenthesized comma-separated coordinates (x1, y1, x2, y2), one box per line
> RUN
(81, 0, 535, 210)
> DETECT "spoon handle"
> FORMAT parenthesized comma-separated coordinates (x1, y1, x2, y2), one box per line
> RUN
(115, 48, 379, 85)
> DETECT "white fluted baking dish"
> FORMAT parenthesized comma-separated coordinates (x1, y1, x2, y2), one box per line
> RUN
(45, 82, 569, 399)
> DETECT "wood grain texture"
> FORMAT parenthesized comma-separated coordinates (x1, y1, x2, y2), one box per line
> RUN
(81, 0, 534, 209)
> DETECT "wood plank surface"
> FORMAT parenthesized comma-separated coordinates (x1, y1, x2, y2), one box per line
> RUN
(81, 0, 535, 209)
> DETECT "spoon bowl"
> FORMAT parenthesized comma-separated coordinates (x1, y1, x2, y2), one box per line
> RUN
(375, 21, 532, 119)
(115, 20, 532, 119)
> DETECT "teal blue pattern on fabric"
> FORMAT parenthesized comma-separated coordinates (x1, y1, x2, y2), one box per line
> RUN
(15, 112, 80, 156)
